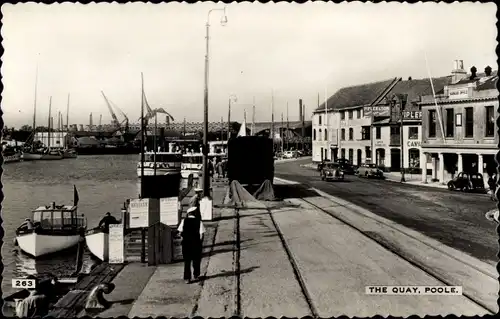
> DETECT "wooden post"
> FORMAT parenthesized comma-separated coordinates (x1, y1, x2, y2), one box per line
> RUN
(141, 228, 146, 263)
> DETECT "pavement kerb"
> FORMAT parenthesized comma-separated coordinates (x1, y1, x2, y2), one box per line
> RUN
(273, 176, 497, 277)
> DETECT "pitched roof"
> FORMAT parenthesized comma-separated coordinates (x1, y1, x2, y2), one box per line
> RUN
(315, 78, 397, 112)
(388, 76, 453, 103)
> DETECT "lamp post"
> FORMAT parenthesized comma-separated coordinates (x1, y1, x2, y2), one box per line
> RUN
(203, 6, 228, 198)
(228, 94, 237, 141)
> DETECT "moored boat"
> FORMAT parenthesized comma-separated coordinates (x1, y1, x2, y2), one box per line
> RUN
(181, 153, 203, 179)
(137, 151, 182, 177)
(40, 149, 63, 160)
(62, 148, 78, 159)
(22, 151, 44, 161)
(85, 227, 109, 261)
(15, 202, 86, 258)
(2, 146, 22, 163)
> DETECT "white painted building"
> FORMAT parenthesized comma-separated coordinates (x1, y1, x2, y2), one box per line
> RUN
(35, 132, 68, 148)
(311, 112, 338, 162)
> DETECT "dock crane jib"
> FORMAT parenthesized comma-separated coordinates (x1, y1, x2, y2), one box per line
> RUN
(101, 91, 121, 130)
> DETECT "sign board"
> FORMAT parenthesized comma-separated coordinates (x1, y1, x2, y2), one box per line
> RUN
(363, 106, 390, 117)
(129, 199, 150, 228)
(403, 111, 422, 120)
(375, 140, 386, 147)
(160, 197, 180, 226)
(108, 224, 124, 264)
(329, 143, 338, 148)
(448, 87, 469, 100)
(407, 140, 421, 148)
(200, 197, 213, 221)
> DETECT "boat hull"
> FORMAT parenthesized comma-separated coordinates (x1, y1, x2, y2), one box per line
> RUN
(137, 168, 181, 177)
(62, 151, 78, 159)
(40, 154, 63, 160)
(85, 230, 108, 261)
(181, 169, 202, 179)
(21, 153, 43, 161)
(16, 233, 81, 258)
(3, 153, 22, 163)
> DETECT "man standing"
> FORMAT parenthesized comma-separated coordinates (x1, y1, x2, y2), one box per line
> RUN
(189, 188, 203, 210)
(178, 207, 206, 283)
(98, 212, 119, 231)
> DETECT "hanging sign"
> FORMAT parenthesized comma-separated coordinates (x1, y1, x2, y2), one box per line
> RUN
(108, 224, 124, 264)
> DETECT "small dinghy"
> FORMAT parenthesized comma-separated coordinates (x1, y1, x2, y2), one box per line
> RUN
(15, 202, 86, 258)
(85, 209, 124, 262)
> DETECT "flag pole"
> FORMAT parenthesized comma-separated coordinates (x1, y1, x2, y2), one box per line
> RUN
(252, 96, 255, 136)
(424, 52, 446, 141)
(286, 102, 289, 151)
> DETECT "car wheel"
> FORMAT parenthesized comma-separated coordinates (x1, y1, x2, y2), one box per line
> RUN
(321, 174, 325, 181)
(365, 172, 369, 178)
(462, 184, 470, 192)
(447, 182, 455, 191)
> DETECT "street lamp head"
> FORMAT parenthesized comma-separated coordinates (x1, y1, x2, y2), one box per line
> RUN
(220, 15, 228, 26)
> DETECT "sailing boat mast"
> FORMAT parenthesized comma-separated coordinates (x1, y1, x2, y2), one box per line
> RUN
(140, 73, 145, 195)
(31, 56, 40, 150)
(66, 93, 70, 148)
(154, 111, 157, 176)
(48, 96, 52, 149)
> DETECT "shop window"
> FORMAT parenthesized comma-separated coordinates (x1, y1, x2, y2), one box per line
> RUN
(485, 105, 495, 137)
(408, 127, 419, 139)
(446, 109, 454, 137)
(428, 110, 436, 138)
(349, 128, 354, 140)
(341, 129, 345, 140)
(408, 149, 420, 168)
(465, 107, 474, 138)
(376, 127, 381, 139)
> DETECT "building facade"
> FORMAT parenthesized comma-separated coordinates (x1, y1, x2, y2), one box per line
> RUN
(420, 63, 498, 184)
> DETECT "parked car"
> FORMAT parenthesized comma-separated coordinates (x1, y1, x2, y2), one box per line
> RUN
(283, 151, 297, 159)
(336, 158, 356, 175)
(321, 163, 345, 181)
(356, 163, 384, 179)
(447, 172, 486, 193)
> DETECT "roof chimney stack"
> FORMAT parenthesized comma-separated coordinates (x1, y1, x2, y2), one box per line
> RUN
(485, 66, 492, 76)
(451, 59, 467, 83)
(470, 66, 477, 80)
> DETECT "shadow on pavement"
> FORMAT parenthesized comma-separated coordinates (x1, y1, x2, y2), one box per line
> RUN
(199, 266, 260, 281)
(273, 184, 320, 199)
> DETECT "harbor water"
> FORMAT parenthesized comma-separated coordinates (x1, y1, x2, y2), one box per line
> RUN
(1, 154, 189, 297)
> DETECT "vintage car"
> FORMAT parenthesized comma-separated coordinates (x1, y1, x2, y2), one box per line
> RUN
(321, 163, 345, 181)
(336, 159, 356, 175)
(355, 163, 384, 179)
(447, 172, 486, 193)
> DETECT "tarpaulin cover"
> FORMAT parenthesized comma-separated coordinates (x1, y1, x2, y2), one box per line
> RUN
(223, 180, 264, 209)
(253, 180, 276, 201)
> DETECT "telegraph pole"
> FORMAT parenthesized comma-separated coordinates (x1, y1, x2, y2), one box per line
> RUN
(399, 94, 407, 182)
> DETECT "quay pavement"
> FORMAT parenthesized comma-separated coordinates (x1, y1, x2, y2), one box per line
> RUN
(82, 175, 496, 318)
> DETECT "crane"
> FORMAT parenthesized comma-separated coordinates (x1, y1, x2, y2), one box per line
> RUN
(110, 100, 129, 134)
(101, 91, 121, 132)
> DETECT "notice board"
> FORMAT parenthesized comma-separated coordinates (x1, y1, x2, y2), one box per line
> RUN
(160, 197, 180, 226)
(200, 197, 213, 221)
(129, 198, 150, 228)
(108, 224, 124, 264)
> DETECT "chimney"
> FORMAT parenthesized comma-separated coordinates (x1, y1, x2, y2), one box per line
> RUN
(485, 66, 492, 76)
(299, 99, 303, 124)
(470, 66, 477, 80)
(301, 104, 306, 138)
(451, 59, 467, 83)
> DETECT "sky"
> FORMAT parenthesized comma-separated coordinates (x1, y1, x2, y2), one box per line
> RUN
(1, 2, 497, 129)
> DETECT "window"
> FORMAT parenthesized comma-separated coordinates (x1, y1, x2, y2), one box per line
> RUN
(348, 110, 353, 119)
(41, 211, 52, 229)
(376, 127, 381, 139)
(361, 126, 371, 140)
(428, 110, 436, 138)
(341, 129, 345, 140)
(390, 126, 400, 135)
(465, 107, 473, 138)
(318, 129, 322, 141)
(446, 108, 454, 137)
(485, 105, 495, 137)
(349, 128, 354, 140)
(357, 109, 361, 119)
(408, 149, 420, 168)
(341, 148, 346, 159)
(52, 211, 63, 229)
(319, 116, 322, 125)
(408, 127, 419, 139)
(348, 149, 354, 163)
(63, 211, 73, 226)
(313, 129, 317, 141)
(341, 112, 345, 120)
(324, 129, 328, 141)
